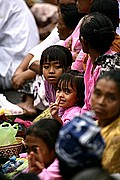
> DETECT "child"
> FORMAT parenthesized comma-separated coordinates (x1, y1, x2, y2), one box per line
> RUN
(50, 70, 85, 124)
(79, 12, 115, 113)
(18, 45, 73, 115)
(39, 45, 73, 105)
(22, 118, 62, 179)
(91, 70, 120, 174)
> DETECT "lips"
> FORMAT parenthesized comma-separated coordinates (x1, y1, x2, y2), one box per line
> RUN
(48, 76, 56, 80)
(59, 99, 66, 104)
(93, 106, 106, 115)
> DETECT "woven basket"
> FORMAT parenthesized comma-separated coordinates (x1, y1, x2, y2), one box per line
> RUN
(0, 137, 23, 159)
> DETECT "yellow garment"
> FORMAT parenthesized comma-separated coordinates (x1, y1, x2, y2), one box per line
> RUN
(111, 33, 120, 52)
(33, 107, 51, 122)
(101, 116, 120, 173)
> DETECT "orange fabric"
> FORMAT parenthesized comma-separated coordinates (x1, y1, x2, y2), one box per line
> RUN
(111, 33, 120, 52)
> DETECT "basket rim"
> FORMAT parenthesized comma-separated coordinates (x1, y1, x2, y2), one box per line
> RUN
(0, 137, 23, 148)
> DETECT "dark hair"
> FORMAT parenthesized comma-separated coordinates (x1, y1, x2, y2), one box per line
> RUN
(89, 0, 119, 30)
(13, 173, 39, 180)
(57, 70, 85, 107)
(72, 167, 116, 180)
(0, 174, 8, 180)
(59, 3, 86, 30)
(25, 118, 62, 150)
(80, 12, 115, 54)
(58, 158, 102, 180)
(97, 70, 120, 92)
(40, 45, 73, 75)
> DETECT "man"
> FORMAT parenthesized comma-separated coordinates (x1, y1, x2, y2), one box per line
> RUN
(0, 0, 39, 89)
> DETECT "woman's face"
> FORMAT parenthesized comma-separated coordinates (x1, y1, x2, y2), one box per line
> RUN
(57, 12, 72, 40)
(91, 78, 120, 127)
(76, 0, 93, 13)
(25, 135, 55, 168)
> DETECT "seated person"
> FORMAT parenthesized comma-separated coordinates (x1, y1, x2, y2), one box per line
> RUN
(91, 69, 120, 173)
(55, 112, 105, 180)
(20, 118, 62, 180)
(0, 0, 39, 90)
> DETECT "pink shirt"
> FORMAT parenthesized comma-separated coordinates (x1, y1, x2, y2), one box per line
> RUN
(63, 19, 83, 57)
(23, 159, 62, 180)
(81, 49, 115, 114)
(39, 159, 62, 180)
(61, 106, 81, 125)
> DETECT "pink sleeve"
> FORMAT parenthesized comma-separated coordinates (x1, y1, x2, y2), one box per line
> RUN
(39, 159, 62, 180)
(62, 107, 81, 125)
(71, 49, 85, 72)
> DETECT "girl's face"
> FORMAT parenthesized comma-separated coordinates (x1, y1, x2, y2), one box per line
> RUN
(56, 81, 78, 108)
(91, 78, 120, 127)
(43, 60, 63, 85)
(25, 135, 55, 168)
(57, 12, 72, 40)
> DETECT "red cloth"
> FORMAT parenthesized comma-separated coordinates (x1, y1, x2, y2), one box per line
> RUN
(14, 118, 33, 128)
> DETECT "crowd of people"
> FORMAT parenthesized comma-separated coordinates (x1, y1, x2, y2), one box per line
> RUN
(0, 0, 120, 180)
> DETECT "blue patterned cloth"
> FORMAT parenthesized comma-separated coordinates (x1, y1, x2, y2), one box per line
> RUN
(56, 112, 105, 167)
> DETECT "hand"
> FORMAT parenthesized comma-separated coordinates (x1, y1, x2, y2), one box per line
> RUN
(49, 96, 60, 117)
(65, 37, 72, 52)
(12, 74, 25, 89)
(28, 148, 45, 174)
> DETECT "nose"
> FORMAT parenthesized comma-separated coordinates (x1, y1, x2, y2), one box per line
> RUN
(59, 91, 64, 98)
(98, 96, 106, 105)
(49, 66, 55, 74)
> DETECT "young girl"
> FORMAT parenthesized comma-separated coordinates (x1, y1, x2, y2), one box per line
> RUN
(39, 45, 73, 105)
(91, 70, 120, 174)
(18, 45, 73, 116)
(22, 118, 62, 180)
(50, 70, 85, 124)
(78, 12, 115, 114)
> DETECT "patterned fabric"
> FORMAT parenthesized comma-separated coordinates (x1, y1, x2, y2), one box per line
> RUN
(95, 52, 120, 75)
(33, 107, 51, 123)
(101, 116, 120, 173)
(44, 80, 56, 104)
(33, 75, 49, 110)
(18, 80, 34, 95)
(56, 112, 105, 167)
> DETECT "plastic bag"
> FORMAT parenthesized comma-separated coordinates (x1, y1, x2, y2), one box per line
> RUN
(0, 122, 18, 146)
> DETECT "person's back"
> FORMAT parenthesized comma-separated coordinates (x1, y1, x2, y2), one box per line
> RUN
(0, 0, 39, 89)
(63, 0, 120, 60)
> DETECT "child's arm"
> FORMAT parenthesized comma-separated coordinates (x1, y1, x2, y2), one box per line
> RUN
(50, 97, 63, 124)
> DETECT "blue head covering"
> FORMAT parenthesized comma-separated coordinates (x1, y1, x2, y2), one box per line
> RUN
(56, 112, 105, 168)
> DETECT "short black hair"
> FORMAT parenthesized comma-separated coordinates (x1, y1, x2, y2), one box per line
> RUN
(40, 45, 73, 75)
(89, 0, 119, 30)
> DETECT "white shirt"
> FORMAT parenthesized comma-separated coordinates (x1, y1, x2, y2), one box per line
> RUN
(29, 26, 60, 62)
(0, 0, 39, 78)
(116, 0, 120, 35)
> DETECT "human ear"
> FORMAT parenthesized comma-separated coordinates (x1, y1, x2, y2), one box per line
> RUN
(80, 36, 89, 53)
